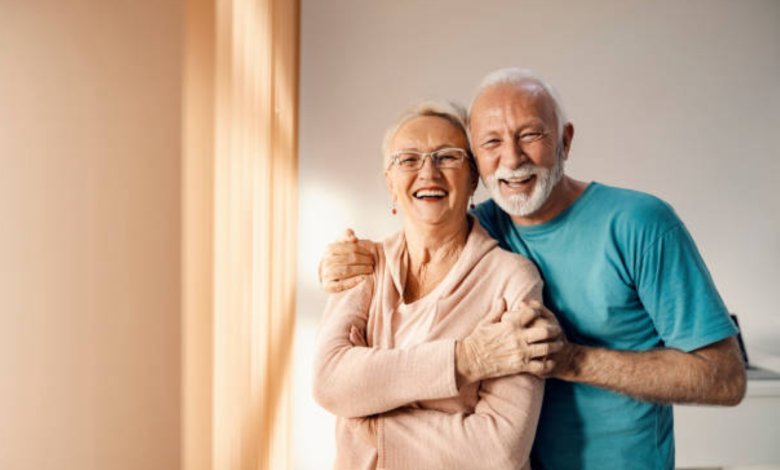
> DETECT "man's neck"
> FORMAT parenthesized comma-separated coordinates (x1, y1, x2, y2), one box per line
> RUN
(510, 176, 590, 226)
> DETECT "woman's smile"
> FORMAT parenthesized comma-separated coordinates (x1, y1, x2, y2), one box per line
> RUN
(412, 187, 449, 201)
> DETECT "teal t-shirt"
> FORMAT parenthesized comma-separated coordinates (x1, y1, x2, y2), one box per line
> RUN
(473, 182, 738, 470)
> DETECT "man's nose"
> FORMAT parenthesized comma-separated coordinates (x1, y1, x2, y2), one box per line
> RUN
(501, 140, 528, 169)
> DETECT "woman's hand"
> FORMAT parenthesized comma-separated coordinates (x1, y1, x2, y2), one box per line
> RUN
(319, 229, 376, 293)
(455, 299, 565, 387)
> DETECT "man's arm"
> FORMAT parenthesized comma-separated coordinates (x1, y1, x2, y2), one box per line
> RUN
(532, 304, 746, 406)
(556, 336, 746, 406)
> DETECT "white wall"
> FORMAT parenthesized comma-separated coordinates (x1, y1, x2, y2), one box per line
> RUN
(0, 1, 182, 469)
(296, 0, 780, 468)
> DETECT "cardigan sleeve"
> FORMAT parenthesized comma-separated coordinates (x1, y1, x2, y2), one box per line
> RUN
(377, 372, 544, 470)
(312, 276, 460, 419)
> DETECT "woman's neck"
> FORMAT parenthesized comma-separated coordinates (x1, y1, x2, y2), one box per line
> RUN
(402, 216, 471, 302)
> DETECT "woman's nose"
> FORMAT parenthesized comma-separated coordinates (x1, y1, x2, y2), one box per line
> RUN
(417, 155, 442, 178)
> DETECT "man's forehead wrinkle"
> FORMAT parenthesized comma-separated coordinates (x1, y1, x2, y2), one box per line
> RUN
(500, 86, 556, 133)
(471, 83, 554, 139)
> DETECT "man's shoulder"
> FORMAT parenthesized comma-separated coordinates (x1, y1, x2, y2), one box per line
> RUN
(591, 183, 681, 231)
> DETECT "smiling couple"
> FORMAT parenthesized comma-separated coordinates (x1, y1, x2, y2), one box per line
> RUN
(313, 67, 745, 470)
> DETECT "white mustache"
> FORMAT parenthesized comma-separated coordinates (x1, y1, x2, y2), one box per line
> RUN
(493, 165, 542, 180)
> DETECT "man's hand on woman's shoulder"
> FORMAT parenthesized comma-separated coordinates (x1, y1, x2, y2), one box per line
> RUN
(319, 228, 377, 293)
(455, 300, 566, 387)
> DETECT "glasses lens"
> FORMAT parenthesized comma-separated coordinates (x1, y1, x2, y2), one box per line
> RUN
(433, 149, 465, 169)
(396, 152, 423, 170)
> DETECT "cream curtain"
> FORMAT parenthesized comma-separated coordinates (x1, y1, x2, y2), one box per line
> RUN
(183, 0, 299, 469)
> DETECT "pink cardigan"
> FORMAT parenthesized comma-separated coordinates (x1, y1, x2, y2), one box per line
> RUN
(313, 219, 545, 470)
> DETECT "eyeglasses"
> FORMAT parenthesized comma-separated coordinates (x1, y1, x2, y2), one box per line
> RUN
(389, 148, 469, 172)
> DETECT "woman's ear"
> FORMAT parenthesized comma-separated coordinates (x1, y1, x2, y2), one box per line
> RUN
(385, 171, 397, 202)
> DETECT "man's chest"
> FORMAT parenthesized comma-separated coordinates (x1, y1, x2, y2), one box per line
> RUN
(512, 236, 662, 350)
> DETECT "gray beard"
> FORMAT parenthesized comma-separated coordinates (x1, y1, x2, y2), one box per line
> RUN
(482, 145, 565, 218)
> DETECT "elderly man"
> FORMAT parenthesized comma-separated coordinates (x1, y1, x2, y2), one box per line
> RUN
(319, 68, 746, 470)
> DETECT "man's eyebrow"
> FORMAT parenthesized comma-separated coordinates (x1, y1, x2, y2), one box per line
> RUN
(517, 120, 547, 130)
(476, 131, 499, 139)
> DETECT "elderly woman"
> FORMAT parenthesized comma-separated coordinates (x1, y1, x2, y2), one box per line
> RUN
(312, 102, 554, 470)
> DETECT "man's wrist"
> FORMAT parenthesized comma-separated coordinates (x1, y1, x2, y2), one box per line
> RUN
(555, 343, 586, 382)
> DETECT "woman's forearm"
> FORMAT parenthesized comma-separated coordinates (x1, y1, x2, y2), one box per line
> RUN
(313, 338, 460, 417)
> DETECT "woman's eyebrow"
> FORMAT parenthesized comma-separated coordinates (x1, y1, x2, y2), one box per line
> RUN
(395, 143, 462, 152)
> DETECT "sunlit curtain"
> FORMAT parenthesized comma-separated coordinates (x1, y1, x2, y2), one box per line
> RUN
(183, 0, 299, 468)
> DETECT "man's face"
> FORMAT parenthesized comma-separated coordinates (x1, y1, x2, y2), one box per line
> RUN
(469, 82, 567, 218)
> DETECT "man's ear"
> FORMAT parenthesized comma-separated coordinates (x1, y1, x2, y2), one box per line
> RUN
(562, 123, 575, 160)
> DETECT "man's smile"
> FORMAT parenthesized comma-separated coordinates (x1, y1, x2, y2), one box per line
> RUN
(500, 175, 536, 193)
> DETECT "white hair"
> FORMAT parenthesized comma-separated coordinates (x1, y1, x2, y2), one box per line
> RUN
(467, 68, 569, 138)
(381, 101, 473, 171)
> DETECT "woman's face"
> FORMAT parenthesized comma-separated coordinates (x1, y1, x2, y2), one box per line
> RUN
(385, 116, 475, 228)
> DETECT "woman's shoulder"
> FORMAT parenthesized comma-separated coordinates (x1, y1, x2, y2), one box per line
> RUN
(480, 247, 544, 309)
(465, 223, 541, 302)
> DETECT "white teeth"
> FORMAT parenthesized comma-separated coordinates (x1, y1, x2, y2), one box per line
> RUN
(414, 189, 447, 198)
(502, 176, 534, 186)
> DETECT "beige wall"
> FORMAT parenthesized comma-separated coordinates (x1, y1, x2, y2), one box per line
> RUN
(296, 0, 780, 468)
(297, 0, 780, 345)
(0, 1, 182, 469)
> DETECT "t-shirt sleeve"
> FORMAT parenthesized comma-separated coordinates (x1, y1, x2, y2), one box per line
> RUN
(635, 221, 738, 352)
